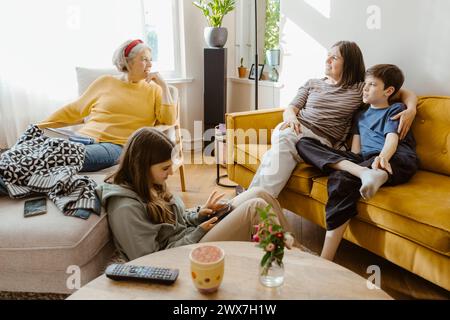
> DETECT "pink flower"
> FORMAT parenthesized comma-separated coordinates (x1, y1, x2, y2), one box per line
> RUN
(275, 232, 283, 239)
(268, 225, 273, 233)
(252, 234, 260, 242)
(254, 225, 259, 232)
(265, 243, 275, 252)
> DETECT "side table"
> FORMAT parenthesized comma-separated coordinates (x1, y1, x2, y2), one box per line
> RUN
(215, 124, 237, 188)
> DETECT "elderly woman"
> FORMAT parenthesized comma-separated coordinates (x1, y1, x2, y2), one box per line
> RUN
(37, 39, 176, 172)
(249, 40, 417, 198)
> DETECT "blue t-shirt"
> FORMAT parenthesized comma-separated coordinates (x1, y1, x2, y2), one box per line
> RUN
(354, 103, 416, 158)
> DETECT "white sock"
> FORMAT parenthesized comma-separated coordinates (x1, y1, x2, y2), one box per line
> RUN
(359, 168, 388, 200)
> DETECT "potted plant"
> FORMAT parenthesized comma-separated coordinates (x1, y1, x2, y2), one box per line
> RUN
(238, 57, 247, 78)
(193, 0, 236, 48)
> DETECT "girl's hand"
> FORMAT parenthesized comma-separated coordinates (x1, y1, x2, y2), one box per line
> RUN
(198, 191, 226, 218)
(199, 216, 218, 232)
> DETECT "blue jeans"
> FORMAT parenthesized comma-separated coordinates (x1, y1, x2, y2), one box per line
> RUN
(81, 143, 123, 172)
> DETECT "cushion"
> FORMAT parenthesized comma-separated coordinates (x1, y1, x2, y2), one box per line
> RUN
(235, 143, 323, 195)
(310, 170, 450, 255)
(412, 96, 450, 176)
(75, 67, 121, 96)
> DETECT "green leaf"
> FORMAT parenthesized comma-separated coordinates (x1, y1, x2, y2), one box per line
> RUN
(271, 225, 283, 232)
(192, 0, 235, 27)
(260, 251, 271, 267)
(264, 0, 280, 50)
(256, 206, 268, 220)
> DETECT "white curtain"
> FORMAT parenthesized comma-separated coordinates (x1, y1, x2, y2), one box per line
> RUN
(0, 0, 145, 148)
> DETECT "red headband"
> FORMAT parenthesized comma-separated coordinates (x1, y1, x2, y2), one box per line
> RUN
(124, 39, 144, 57)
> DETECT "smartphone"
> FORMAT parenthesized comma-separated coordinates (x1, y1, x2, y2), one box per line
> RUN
(212, 203, 232, 221)
(24, 197, 47, 218)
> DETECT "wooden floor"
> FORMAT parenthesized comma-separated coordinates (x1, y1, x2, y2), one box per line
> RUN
(168, 159, 449, 300)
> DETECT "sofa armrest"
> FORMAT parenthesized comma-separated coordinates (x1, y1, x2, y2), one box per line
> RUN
(226, 107, 283, 166)
(226, 108, 284, 144)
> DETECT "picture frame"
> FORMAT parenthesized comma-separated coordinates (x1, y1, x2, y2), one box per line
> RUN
(248, 63, 265, 80)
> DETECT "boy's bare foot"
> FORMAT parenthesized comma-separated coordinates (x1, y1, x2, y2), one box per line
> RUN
(359, 168, 388, 200)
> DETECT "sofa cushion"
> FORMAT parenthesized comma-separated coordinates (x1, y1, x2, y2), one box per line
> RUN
(0, 173, 112, 273)
(310, 170, 450, 256)
(235, 144, 323, 195)
(413, 96, 450, 176)
(75, 67, 121, 96)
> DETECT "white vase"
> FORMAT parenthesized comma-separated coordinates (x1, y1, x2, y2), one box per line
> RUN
(204, 27, 228, 48)
(265, 49, 280, 66)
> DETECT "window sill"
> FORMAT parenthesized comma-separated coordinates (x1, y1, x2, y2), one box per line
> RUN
(228, 77, 284, 88)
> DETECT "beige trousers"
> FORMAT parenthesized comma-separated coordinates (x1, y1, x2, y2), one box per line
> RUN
(249, 122, 332, 198)
(200, 187, 293, 243)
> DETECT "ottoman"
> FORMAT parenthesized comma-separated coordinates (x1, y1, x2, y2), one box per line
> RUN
(0, 171, 114, 294)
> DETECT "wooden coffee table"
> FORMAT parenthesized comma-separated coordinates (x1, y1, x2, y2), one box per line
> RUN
(67, 241, 392, 300)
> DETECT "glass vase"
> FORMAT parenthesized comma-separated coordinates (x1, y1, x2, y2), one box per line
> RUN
(259, 260, 284, 287)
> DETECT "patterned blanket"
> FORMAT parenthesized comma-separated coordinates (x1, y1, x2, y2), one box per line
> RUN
(0, 125, 100, 219)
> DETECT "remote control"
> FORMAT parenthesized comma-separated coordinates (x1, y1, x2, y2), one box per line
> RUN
(105, 263, 179, 285)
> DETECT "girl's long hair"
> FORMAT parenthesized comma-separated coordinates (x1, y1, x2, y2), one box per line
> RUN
(106, 127, 176, 224)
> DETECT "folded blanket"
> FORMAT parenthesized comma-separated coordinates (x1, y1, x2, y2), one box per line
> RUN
(0, 125, 100, 219)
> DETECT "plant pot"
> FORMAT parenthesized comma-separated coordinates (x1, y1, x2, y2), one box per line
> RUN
(238, 67, 247, 78)
(204, 27, 228, 48)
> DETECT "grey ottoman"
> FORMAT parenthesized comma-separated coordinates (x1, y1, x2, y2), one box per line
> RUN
(0, 172, 114, 294)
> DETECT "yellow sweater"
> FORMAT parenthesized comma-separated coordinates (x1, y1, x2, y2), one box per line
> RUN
(38, 76, 176, 145)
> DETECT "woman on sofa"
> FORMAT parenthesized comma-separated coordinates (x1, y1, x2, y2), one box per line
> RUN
(97, 127, 294, 261)
(37, 39, 176, 172)
(248, 40, 418, 198)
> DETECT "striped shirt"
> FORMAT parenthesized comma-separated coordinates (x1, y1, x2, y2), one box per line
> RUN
(290, 78, 364, 148)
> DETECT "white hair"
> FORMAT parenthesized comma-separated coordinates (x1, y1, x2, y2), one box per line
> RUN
(112, 40, 151, 73)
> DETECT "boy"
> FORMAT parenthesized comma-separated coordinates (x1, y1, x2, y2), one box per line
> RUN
(295, 64, 419, 260)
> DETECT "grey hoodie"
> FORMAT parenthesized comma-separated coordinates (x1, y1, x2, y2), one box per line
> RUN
(96, 183, 207, 261)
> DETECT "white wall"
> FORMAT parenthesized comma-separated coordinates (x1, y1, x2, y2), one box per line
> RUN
(227, 79, 282, 113)
(279, 0, 450, 106)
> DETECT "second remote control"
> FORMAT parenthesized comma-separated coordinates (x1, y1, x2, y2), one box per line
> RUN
(105, 263, 179, 284)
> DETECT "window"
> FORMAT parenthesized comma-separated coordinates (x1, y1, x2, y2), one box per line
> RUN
(235, 0, 281, 68)
(142, 0, 182, 78)
(235, 0, 254, 71)
(264, 0, 280, 53)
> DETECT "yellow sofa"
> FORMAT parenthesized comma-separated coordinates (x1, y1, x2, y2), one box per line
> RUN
(226, 96, 450, 291)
